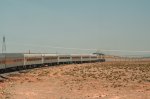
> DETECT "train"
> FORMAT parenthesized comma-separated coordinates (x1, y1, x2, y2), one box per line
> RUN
(0, 53, 105, 71)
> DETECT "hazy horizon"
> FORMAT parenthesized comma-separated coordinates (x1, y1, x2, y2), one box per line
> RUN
(0, 0, 150, 56)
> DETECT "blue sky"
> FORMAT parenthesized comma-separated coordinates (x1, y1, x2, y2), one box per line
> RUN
(0, 0, 150, 55)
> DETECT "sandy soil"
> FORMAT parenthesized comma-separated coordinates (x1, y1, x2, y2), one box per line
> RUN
(0, 61, 150, 99)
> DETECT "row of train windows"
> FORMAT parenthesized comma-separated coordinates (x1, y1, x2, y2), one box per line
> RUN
(72, 56, 96, 58)
(82, 57, 90, 58)
(26, 58, 41, 61)
(0, 59, 23, 64)
(45, 57, 58, 60)
(72, 57, 81, 59)
(59, 57, 70, 59)
(13, 59, 24, 62)
(91, 57, 97, 58)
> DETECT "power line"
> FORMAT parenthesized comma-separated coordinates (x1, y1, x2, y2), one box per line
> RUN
(100, 49, 150, 53)
(10, 43, 97, 51)
(9, 42, 150, 53)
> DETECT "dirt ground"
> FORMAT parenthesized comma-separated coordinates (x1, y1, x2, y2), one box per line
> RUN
(0, 61, 150, 99)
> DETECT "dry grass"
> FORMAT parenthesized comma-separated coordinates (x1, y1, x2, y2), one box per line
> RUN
(63, 62, 150, 88)
(0, 61, 150, 99)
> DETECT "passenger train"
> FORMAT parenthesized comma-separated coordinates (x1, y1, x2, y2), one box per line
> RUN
(0, 53, 105, 71)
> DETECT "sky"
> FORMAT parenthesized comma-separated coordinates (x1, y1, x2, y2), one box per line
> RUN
(0, 0, 150, 55)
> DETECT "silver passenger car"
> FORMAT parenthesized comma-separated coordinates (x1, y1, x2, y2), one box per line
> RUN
(43, 54, 58, 64)
(58, 54, 71, 63)
(0, 53, 24, 69)
(71, 54, 82, 63)
(24, 54, 43, 66)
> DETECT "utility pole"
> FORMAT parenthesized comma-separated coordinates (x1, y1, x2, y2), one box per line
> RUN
(2, 36, 6, 69)
(2, 36, 6, 53)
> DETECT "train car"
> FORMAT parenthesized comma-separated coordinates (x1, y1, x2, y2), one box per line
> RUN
(71, 54, 82, 63)
(5, 53, 24, 69)
(0, 53, 24, 69)
(24, 54, 43, 66)
(58, 54, 71, 64)
(43, 54, 58, 64)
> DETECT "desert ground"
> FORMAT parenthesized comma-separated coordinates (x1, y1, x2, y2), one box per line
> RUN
(0, 61, 150, 99)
